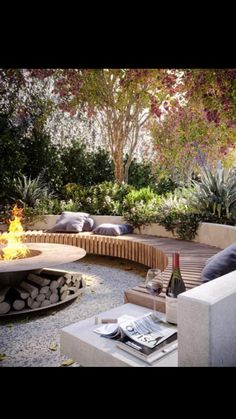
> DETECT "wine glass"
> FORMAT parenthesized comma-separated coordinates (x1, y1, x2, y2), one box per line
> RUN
(145, 268, 163, 318)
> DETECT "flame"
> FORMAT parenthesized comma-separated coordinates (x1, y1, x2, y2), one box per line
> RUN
(0, 205, 29, 261)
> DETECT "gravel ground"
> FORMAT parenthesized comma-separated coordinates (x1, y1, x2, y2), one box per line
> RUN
(0, 255, 147, 367)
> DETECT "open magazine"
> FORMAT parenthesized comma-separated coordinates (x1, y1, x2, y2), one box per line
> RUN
(94, 312, 177, 364)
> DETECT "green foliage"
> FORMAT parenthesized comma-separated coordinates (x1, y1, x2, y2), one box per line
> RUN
(191, 164, 236, 223)
(22, 128, 63, 193)
(51, 69, 172, 183)
(61, 181, 134, 216)
(154, 171, 179, 195)
(60, 140, 89, 186)
(198, 212, 236, 226)
(123, 187, 201, 240)
(12, 175, 55, 208)
(155, 190, 201, 240)
(0, 116, 63, 202)
(151, 99, 236, 184)
(61, 141, 114, 187)
(123, 187, 160, 229)
(82, 182, 134, 215)
(0, 114, 25, 203)
(62, 183, 86, 202)
(182, 69, 236, 123)
(127, 159, 156, 189)
(23, 198, 83, 225)
(90, 148, 114, 184)
(123, 200, 159, 230)
(127, 159, 177, 194)
(174, 214, 201, 241)
(123, 186, 158, 211)
(0, 204, 11, 225)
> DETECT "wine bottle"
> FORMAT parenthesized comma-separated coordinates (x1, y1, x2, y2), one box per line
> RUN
(165, 252, 186, 325)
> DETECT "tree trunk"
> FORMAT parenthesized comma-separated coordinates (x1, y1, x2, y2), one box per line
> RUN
(124, 155, 133, 184)
(113, 153, 124, 183)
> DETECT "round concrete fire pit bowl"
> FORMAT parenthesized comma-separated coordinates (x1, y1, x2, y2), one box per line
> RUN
(0, 243, 86, 286)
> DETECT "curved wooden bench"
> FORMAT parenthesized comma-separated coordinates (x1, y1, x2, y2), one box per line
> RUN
(24, 231, 169, 271)
(23, 231, 220, 312)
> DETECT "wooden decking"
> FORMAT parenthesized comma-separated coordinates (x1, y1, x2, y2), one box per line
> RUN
(124, 235, 221, 312)
(22, 231, 221, 313)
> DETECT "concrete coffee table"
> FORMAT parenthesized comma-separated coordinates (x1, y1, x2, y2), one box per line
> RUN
(60, 303, 178, 367)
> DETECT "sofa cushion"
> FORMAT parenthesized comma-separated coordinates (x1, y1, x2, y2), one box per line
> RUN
(49, 211, 89, 233)
(201, 242, 236, 282)
(83, 217, 95, 232)
(93, 223, 133, 236)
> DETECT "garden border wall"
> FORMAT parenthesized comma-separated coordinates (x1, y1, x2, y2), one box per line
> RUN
(18, 215, 236, 250)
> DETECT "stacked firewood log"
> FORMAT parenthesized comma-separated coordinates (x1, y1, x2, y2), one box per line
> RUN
(0, 269, 85, 314)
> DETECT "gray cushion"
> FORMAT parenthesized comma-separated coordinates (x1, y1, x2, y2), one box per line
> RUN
(49, 211, 89, 233)
(83, 217, 95, 232)
(93, 223, 133, 236)
(201, 242, 236, 282)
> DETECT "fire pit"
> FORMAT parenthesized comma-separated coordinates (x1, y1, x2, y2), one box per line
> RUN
(0, 242, 86, 284)
(0, 205, 87, 315)
(0, 243, 86, 315)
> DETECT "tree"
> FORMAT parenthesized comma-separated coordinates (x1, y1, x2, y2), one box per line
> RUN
(180, 69, 236, 125)
(50, 69, 174, 183)
(151, 104, 236, 183)
(0, 114, 25, 202)
(0, 70, 63, 198)
(151, 69, 236, 183)
(0, 69, 54, 131)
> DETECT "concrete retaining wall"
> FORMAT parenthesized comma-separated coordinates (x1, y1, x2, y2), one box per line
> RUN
(23, 214, 124, 231)
(137, 222, 236, 249)
(2, 215, 236, 249)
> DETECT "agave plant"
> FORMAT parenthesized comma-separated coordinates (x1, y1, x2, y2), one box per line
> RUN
(191, 164, 236, 220)
(12, 174, 55, 208)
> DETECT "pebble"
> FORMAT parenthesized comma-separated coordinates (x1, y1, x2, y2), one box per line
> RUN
(0, 255, 146, 367)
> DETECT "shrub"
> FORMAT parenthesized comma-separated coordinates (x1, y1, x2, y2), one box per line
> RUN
(155, 190, 201, 240)
(62, 181, 132, 215)
(123, 187, 160, 230)
(63, 183, 86, 202)
(61, 141, 114, 187)
(82, 182, 133, 215)
(12, 175, 55, 208)
(123, 200, 159, 230)
(154, 175, 179, 196)
(0, 204, 12, 225)
(128, 159, 157, 189)
(123, 187, 158, 211)
(191, 164, 236, 224)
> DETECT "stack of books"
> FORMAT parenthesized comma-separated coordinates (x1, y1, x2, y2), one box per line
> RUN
(94, 312, 177, 365)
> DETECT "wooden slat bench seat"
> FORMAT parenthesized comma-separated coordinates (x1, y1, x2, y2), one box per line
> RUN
(124, 237, 221, 312)
(22, 231, 220, 313)
(23, 231, 169, 271)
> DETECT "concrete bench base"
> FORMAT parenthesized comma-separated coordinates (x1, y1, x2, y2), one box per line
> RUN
(60, 303, 178, 367)
(178, 270, 236, 366)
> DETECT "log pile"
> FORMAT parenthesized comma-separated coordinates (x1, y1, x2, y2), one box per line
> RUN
(0, 269, 86, 315)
